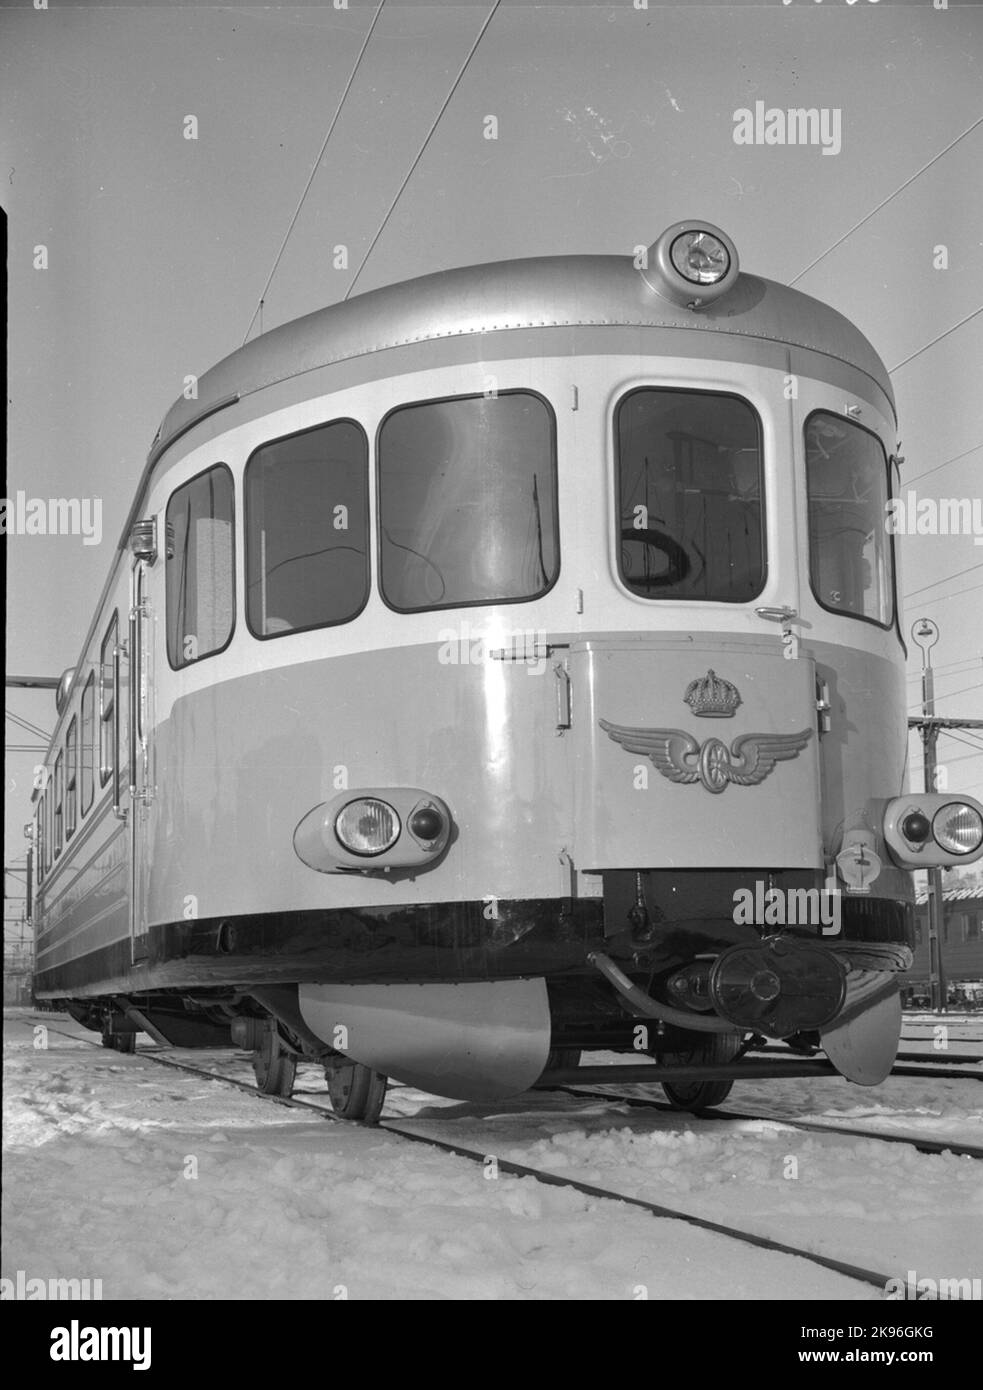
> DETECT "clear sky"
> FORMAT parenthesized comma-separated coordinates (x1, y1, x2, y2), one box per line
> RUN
(3, 0, 982, 897)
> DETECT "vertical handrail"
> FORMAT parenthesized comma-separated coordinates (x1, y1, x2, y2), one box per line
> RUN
(128, 608, 138, 798)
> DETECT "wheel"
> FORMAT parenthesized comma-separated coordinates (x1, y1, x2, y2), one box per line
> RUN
(326, 1060, 388, 1123)
(661, 1034, 740, 1114)
(101, 1027, 135, 1053)
(545, 1047, 582, 1071)
(251, 1023, 297, 1097)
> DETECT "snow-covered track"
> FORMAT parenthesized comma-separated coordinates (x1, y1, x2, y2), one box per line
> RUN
(17, 1020, 912, 1295)
(544, 1086, 983, 1160)
(142, 1046, 902, 1294)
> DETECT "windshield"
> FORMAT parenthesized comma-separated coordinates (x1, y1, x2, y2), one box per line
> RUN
(378, 391, 558, 612)
(805, 412, 894, 627)
(615, 388, 765, 602)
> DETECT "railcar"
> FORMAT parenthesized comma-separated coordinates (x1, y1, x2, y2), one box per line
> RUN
(28, 220, 983, 1121)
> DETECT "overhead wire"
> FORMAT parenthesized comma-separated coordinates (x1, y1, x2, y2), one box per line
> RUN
(344, 0, 501, 301)
(789, 115, 983, 286)
(903, 563, 983, 600)
(240, 0, 388, 345)
(890, 306, 983, 374)
(904, 442, 983, 488)
(903, 580, 983, 608)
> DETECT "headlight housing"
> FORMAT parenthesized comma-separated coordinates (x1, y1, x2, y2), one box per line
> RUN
(669, 229, 731, 285)
(932, 803, 983, 855)
(294, 787, 452, 873)
(640, 219, 740, 308)
(335, 799, 401, 857)
(883, 793, 983, 868)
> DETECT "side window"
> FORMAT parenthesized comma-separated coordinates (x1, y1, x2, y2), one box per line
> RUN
(53, 751, 64, 859)
(614, 388, 765, 602)
(80, 673, 95, 816)
(245, 421, 369, 638)
(378, 391, 559, 612)
(100, 615, 117, 787)
(36, 799, 45, 885)
(805, 412, 895, 628)
(65, 718, 78, 841)
(166, 464, 235, 667)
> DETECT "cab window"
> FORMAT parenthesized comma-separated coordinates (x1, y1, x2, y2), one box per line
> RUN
(378, 391, 559, 612)
(166, 465, 235, 667)
(245, 421, 368, 637)
(615, 389, 765, 601)
(805, 412, 894, 627)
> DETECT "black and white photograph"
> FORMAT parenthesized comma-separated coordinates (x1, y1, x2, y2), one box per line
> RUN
(2, 0, 981, 1334)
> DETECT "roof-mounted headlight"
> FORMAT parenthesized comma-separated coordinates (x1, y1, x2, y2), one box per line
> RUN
(640, 220, 740, 309)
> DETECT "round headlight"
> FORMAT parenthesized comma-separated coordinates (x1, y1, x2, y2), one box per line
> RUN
(932, 803, 983, 855)
(335, 799, 400, 857)
(669, 229, 731, 285)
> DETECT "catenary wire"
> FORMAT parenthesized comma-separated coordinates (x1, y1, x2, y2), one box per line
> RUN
(240, 0, 388, 345)
(789, 115, 983, 286)
(344, 0, 501, 301)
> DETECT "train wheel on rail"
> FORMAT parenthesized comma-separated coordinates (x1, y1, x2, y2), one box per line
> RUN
(660, 1034, 740, 1114)
(251, 1023, 297, 1097)
(325, 1060, 388, 1124)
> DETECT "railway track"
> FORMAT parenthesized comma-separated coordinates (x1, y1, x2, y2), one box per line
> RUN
(544, 1086, 983, 1161)
(18, 1016, 982, 1298)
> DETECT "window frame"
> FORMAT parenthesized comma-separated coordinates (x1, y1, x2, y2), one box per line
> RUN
(53, 750, 64, 860)
(35, 797, 45, 885)
(244, 418, 371, 641)
(65, 716, 78, 842)
(165, 461, 237, 670)
(80, 671, 95, 816)
(804, 408, 898, 633)
(99, 613, 118, 788)
(376, 388, 561, 616)
(612, 385, 767, 605)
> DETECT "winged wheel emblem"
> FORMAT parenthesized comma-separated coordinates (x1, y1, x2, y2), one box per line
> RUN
(599, 721, 813, 795)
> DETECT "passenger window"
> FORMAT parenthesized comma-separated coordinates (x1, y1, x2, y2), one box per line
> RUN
(80, 672, 95, 816)
(378, 392, 559, 612)
(615, 388, 765, 602)
(53, 751, 64, 859)
(805, 412, 894, 627)
(65, 718, 78, 841)
(36, 799, 45, 884)
(166, 465, 235, 667)
(245, 421, 368, 637)
(100, 615, 117, 787)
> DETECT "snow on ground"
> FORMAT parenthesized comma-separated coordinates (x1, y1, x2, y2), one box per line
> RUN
(3, 1010, 980, 1300)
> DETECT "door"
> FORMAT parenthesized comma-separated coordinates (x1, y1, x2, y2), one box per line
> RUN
(129, 559, 154, 961)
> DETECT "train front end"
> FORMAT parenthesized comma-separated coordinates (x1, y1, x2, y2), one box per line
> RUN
(126, 222, 983, 1111)
(288, 222, 983, 1103)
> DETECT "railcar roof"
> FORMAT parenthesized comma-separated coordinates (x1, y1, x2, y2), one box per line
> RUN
(153, 253, 894, 459)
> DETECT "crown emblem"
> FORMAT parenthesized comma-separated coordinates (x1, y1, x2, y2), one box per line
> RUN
(683, 669, 741, 718)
